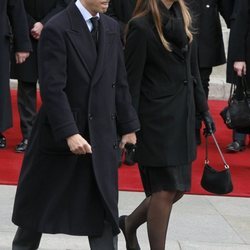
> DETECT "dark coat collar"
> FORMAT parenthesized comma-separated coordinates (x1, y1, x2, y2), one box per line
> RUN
(66, 2, 112, 86)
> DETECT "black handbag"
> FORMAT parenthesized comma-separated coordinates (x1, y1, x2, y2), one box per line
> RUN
(123, 143, 136, 166)
(220, 76, 250, 130)
(201, 134, 233, 195)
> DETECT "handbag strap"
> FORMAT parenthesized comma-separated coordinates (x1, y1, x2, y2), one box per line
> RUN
(205, 134, 229, 169)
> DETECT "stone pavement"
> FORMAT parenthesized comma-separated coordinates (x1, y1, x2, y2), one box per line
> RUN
(0, 185, 250, 250)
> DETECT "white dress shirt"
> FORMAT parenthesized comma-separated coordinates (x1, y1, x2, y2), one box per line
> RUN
(75, 0, 100, 32)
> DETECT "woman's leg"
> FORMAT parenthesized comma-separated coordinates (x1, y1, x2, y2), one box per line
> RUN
(121, 196, 151, 249)
(147, 190, 178, 250)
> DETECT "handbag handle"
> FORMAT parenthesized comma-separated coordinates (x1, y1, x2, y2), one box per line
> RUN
(205, 133, 229, 169)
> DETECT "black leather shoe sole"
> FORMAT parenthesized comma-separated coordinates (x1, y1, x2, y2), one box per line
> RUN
(0, 136, 6, 148)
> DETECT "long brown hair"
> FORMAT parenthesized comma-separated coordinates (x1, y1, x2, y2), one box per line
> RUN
(131, 0, 193, 51)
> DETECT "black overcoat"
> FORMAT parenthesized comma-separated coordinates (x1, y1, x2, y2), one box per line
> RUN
(11, 0, 69, 82)
(106, 0, 136, 41)
(185, 0, 233, 68)
(0, 0, 31, 132)
(227, 0, 250, 86)
(12, 3, 140, 236)
(125, 3, 208, 166)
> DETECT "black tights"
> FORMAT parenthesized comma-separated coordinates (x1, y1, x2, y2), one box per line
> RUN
(125, 190, 184, 250)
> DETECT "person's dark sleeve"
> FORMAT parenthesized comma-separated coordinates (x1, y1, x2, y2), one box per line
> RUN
(115, 23, 140, 135)
(218, 0, 235, 27)
(228, 0, 248, 62)
(38, 24, 79, 141)
(7, 0, 32, 52)
(124, 20, 147, 113)
(106, 0, 126, 43)
(190, 40, 209, 113)
(40, 0, 70, 25)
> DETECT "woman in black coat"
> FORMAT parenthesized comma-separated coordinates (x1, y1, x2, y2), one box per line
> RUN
(0, 0, 31, 148)
(119, 0, 215, 249)
(226, 0, 250, 152)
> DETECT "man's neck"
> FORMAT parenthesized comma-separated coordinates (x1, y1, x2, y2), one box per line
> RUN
(80, 0, 98, 16)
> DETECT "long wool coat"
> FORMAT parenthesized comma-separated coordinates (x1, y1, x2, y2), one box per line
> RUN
(12, 3, 140, 236)
(185, 0, 233, 68)
(0, 0, 31, 132)
(125, 2, 208, 167)
(227, 0, 250, 86)
(11, 0, 69, 82)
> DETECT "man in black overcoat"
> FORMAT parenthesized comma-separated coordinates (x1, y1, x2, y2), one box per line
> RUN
(106, 0, 136, 43)
(11, 0, 140, 249)
(226, 0, 250, 150)
(0, 0, 31, 148)
(185, 0, 234, 144)
(11, 0, 70, 153)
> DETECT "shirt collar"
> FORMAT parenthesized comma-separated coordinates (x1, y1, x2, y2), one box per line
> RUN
(75, 0, 100, 22)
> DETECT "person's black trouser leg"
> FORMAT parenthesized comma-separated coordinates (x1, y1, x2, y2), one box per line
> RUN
(195, 67, 213, 144)
(12, 227, 42, 250)
(88, 221, 117, 250)
(17, 81, 37, 140)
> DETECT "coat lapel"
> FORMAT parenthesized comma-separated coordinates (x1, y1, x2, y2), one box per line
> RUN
(66, 3, 97, 77)
(91, 14, 115, 87)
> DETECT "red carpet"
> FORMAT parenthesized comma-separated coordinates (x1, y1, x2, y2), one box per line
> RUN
(1, 91, 250, 197)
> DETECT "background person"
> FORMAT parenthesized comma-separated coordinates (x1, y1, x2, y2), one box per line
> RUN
(11, 0, 140, 249)
(106, 0, 136, 44)
(226, 0, 250, 152)
(0, 0, 31, 149)
(120, 0, 215, 249)
(11, 0, 70, 153)
(185, 0, 233, 144)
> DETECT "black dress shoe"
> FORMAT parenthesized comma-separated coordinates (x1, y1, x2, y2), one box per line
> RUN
(0, 134, 6, 148)
(15, 139, 28, 153)
(119, 215, 140, 250)
(226, 141, 246, 152)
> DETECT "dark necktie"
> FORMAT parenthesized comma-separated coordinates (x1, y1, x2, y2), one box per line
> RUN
(90, 17, 99, 48)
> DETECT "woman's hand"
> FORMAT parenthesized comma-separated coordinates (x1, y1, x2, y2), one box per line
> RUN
(234, 61, 247, 76)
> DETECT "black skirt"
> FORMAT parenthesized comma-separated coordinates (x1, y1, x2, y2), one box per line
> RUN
(139, 163, 192, 197)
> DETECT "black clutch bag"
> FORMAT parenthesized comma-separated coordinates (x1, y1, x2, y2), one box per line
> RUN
(123, 143, 136, 166)
(201, 133, 233, 195)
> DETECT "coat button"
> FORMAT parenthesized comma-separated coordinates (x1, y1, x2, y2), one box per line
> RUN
(111, 113, 116, 120)
(113, 143, 118, 149)
(183, 80, 188, 86)
(112, 83, 116, 88)
(88, 113, 93, 120)
(206, 4, 210, 8)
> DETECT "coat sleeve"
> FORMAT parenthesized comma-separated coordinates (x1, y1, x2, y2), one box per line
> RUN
(218, 0, 234, 27)
(228, 0, 249, 62)
(7, 0, 32, 52)
(124, 20, 147, 113)
(115, 24, 140, 135)
(38, 23, 79, 141)
(106, 0, 126, 44)
(190, 40, 209, 113)
(40, 0, 69, 24)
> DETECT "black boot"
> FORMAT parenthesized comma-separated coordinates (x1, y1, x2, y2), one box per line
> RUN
(12, 227, 42, 250)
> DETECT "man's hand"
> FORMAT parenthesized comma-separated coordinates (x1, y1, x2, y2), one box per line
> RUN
(234, 61, 247, 76)
(15, 52, 30, 64)
(119, 132, 137, 149)
(31, 22, 44, 39)
(66, 134, 92, 155)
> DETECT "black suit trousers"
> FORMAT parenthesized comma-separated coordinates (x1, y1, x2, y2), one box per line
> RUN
(17, 81, 37, 139)
(12, 224, 118, 250)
